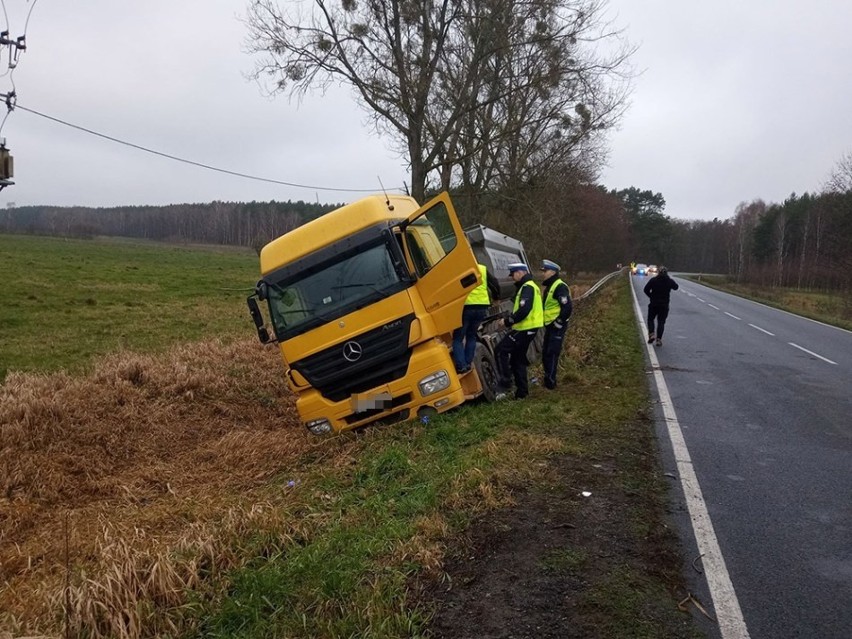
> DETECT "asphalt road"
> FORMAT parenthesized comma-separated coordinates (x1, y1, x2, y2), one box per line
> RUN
(630, 274, 852, 639)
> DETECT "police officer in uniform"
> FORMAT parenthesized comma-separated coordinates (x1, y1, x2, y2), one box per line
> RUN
(452, 262, 500, 373)
(495, 262, 544, 399)
(539, 259, 573, 389)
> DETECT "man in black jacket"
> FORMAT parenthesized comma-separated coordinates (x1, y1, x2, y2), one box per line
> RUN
(643, 266, 679, 346)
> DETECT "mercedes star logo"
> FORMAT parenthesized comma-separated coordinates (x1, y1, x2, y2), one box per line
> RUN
(342, 341, 363, 362)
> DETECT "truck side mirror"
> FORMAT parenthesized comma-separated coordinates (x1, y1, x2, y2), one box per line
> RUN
(246, 296, 271, 344)
(255, 280, 269, 301)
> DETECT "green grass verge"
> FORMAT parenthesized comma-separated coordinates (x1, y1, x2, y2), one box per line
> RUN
(186, 278, 693, 638)
(0, 234, 259, 379)
(2, 235, 690, 637)
(194, 409, 511, 637)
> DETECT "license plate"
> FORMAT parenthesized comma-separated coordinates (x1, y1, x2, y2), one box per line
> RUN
(351, 391, 392, 413)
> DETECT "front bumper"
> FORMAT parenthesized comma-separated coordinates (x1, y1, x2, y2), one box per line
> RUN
(295, 338, 464, 434)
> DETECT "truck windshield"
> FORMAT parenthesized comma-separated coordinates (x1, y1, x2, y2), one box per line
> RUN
(266, 241, 406, 338)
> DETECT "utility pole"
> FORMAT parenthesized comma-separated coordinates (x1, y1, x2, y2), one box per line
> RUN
(0, 20, 32, 192)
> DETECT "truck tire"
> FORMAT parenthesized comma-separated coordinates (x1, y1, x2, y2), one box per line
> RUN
(473, 342, 499, 402)
(526, 328, 544, 365)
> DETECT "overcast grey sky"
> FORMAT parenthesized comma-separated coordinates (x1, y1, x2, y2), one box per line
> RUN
(1, 0, 850, 220)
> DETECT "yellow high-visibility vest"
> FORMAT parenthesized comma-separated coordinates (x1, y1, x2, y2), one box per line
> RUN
(465, 264, 490, 305)
(543, 278, 567, 324)
(512, 280, 544, 330)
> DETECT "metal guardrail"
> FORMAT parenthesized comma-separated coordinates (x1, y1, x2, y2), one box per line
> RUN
(578, 269, 624, 301)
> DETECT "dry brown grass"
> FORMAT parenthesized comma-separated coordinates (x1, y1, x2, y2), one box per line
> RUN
(0, 337, 572, 638)
(0, 338, 337, 637)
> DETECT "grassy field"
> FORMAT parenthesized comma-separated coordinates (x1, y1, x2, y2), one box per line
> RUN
(688, 274, 852, 331)
(0, 236, 698, 638)
(0, 234, 259, 379)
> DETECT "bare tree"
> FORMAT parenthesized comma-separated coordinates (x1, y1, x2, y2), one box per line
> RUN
(244, 0, 633, 202)
(823, 150, 852, 193)
(731, 199, 765, 281)
(446, 0, 631, 196)
(774, 210, 788, 287)
(797, 207, 810, 289)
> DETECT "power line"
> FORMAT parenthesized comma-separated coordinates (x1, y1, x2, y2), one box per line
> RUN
(8, 0, 38, 90)
(14, 102, 405, 194)
(0, 4, 402, 196)
(0, 0, 35, 97)
(0, 0, 9, 82)
(23, 0, 38, 37)
(0, 104, 10, 133)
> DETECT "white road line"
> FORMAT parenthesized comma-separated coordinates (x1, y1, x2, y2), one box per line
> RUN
(725, 312, 742, 320)
(630, 284, 750, 639)
(696, 297, 706, 303)
(748, 323, 775, 336)
(788, 342, 838, 365)
(708, 304, 720, 310)
(686, 279, 852, 335)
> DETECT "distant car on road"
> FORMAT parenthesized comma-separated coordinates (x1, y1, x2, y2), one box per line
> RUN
(633, 263, 648, 276)
(647, 265, 658, 275)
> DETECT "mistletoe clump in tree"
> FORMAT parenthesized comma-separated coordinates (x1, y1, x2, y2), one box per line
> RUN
(245, 0, 634, 205)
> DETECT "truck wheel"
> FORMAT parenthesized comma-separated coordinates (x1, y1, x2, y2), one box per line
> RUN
(527, 328, 544, 365)
(473, 342, 499, 402)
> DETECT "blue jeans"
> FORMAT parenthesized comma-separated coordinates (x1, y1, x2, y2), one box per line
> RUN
(452, 306, 488, 369)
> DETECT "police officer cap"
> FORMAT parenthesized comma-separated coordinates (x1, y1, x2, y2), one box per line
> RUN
(507, 262, 529, 274)
(540, 259, 560, 272)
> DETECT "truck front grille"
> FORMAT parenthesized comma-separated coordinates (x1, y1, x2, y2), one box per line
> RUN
(292, 314, 415, 402)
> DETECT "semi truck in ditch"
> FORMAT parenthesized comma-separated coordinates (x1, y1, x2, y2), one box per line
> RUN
(246, 192, 533, 435)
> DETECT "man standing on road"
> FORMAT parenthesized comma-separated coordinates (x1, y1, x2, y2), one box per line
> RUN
(495, 262, 544, 399)
(452, 262, 500, 374)
(539, 259, 573, 389)
(643, 266, 679, 346)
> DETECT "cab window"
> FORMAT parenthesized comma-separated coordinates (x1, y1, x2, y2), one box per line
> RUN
(404, 202, 457, 278)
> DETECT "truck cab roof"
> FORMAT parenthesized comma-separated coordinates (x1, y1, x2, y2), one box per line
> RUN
(260, 195, 418, 274)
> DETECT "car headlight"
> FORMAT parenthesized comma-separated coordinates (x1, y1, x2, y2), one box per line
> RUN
(419, 370, 450, 397)
(305, 418, 332, 435)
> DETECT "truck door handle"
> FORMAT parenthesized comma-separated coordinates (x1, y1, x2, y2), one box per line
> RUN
(460, 273, 477, 287)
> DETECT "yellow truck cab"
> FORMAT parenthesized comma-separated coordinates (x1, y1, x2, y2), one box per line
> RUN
(246, 192, 481, 435)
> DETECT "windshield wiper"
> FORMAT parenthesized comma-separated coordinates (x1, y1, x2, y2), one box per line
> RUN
(332, 283, 385, 295)
(304, 306, 336, 323)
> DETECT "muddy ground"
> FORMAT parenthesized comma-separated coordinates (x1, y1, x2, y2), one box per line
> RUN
(422, 427, 707, 638)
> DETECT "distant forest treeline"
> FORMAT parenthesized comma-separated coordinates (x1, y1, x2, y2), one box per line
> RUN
(3, 180, 852, 292)
(0, 200, 341, 252)
(447, 178, 852, 293)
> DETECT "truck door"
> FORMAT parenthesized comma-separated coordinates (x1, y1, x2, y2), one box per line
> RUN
(402, 192, 479, 335)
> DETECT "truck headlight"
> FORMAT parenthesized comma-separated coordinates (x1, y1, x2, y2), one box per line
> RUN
(305, 418, 332, 435)
(419, 370, 450, 397)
